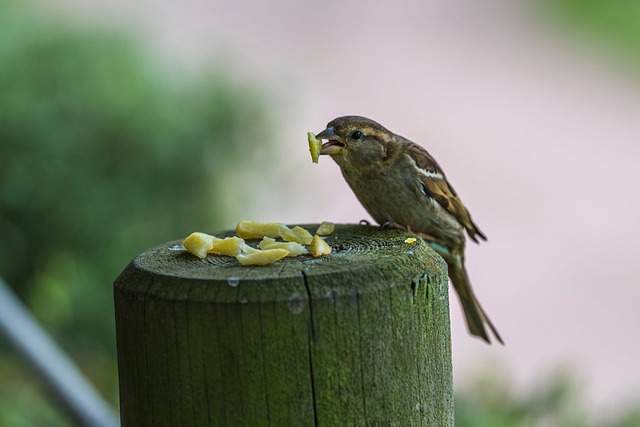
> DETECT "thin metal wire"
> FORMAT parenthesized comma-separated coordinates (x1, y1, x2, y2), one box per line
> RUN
(0, 276, 120, 427)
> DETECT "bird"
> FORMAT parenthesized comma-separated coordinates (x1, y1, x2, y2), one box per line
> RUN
(315, 115, 503, 344)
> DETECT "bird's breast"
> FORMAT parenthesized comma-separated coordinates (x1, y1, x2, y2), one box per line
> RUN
(341, 165, 418, 225)
(340, 162, 465, 246)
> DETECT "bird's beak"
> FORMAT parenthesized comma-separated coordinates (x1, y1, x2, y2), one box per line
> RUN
(316, 127, 345, 155)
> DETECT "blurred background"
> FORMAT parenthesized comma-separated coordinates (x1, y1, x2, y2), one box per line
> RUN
(1, 0, 640, 425)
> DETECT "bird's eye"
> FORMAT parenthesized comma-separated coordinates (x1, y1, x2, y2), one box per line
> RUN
(351, 130, 363, 140)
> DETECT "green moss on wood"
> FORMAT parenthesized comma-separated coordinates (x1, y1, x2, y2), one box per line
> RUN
(114, 224, 453, 426)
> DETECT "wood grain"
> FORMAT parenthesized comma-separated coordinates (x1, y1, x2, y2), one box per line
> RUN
(114, 224, 453, 426)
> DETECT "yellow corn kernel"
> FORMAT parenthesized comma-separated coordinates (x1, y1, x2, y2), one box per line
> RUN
(236, 220, 284, 239)
(404, 237, 417, 244)
(316, 221, 335, 236)
(209, 236, 245, 256)
(280, 225, 313, 245)
(236, 248, 289, 266)
(308, 132, 322, 164)
(182, 232, 216, 259)
(258, 237, 308, 257)
(309, 235, 331, 258)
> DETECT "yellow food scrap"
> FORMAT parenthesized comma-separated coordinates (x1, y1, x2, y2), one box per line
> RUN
(280, 225, 313, 245)
(308, 132, 322, 164)
(182, 232, 216, 259)
(236, 220, 284, 239)
(316, 221, 335, 236)
(236, 248, 289, 266)
(309, 235, 331, 258)
(209, 236, 245, 256)
(240, 244, 260, 254)
(404, 237, 417, 244)
(258, 237, 308, 257)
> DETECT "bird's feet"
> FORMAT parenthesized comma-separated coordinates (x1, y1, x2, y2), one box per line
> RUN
(381, 222, 411, 232)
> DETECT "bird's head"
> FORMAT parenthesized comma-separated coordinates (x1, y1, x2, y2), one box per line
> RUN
(316, 116, 394, 168)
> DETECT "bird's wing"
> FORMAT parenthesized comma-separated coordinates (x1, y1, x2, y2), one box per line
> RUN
(405, 142, 487, 243)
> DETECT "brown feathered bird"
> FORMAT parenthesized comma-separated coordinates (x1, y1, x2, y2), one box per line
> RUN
(316, 115, 503, 344)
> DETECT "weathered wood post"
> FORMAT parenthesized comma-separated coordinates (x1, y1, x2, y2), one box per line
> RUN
(114, 224, 453, 426)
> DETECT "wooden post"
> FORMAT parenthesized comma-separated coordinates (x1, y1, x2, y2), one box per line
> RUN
(114, 224, 453, 426)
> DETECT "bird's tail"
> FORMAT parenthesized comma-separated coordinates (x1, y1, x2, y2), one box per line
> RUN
(432, 244, 503, 345)
(449, 259, 503, 345)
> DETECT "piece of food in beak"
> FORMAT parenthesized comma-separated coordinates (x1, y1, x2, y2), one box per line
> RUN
(316, 126, 345, 155)
(258, 237, 308, 257)
(316, 221, 335, 236)
(236, 220, 284, 239)
(319, 141, 344, 155)
(309, 234, 331, 257)
(182, 232, 216, 258)
(308, 132, 322, 163)
(236, 248, 289, 266)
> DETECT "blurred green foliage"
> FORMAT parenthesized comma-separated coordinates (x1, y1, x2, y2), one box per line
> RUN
(456, 371, 640, 427)
(0, 357, 71, 426)
(0, 0, 271, 424)
(543, 0, 640, 69)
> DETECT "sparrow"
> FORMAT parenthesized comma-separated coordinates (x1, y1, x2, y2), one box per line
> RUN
(316, 115, 502, 344)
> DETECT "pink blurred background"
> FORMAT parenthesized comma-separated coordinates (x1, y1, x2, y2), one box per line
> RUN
(48, 0, 640, 417)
